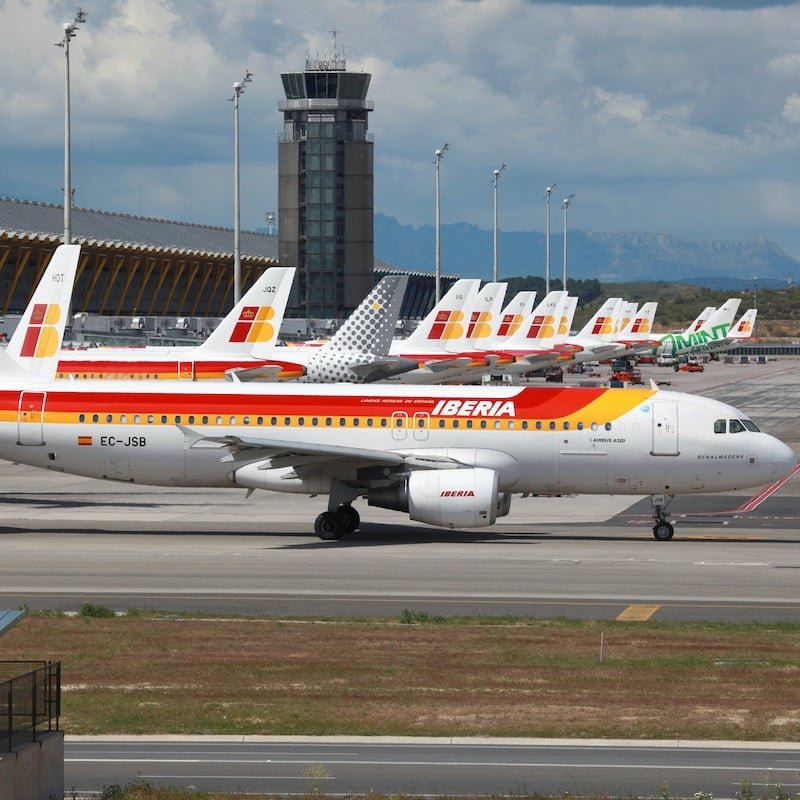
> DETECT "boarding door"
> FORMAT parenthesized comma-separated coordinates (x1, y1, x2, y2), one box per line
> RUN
(18, 391, 46, 446)
(651, 401, 679, 456)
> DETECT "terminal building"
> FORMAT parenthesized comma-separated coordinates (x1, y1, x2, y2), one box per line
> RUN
(0, 197, 451, 339)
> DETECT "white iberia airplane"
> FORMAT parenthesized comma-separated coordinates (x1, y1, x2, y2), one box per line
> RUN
(0, 337, 794, 541)
(55, 264, 297, 380)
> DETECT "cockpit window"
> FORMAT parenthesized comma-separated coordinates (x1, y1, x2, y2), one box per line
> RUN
(714, 419, 726, 434)
(741, 419, 760, 432)
(729, 419, 746, 433)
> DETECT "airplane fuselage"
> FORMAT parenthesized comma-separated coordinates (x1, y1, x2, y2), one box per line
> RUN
(0, 382, 792, 500)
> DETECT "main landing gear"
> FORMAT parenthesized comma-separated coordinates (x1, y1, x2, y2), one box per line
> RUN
(314, 504, 361, 541)
(651, 494, 675, 541)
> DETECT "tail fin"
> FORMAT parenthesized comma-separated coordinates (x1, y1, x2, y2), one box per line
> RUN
(6, 244, 81, 379)
(699, 297, 741, 339)
(401, 279, 480, 350)
(684, 306, 716, 335)
(201, 266, 295, 356)
(503, 291, 567, 346)
(729, 308, 757, 339)
(577, 297, 622, 340)
(619, 302, 658, 339)
(304, 275, 412, 383)
(445, 281, 506, 352)
(495, 291, 537, 339)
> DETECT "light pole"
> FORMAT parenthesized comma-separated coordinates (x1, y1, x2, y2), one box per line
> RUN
(562, 194, 575, 290)
(56, 7, 87, 245)
(545, 182, 556, 294)
(492, 163, 506, 283)
(434, 142, 449, 303)
(265, 211, 276, 237)
(753, 275, 758, 337)
(231, 69, 253, 305)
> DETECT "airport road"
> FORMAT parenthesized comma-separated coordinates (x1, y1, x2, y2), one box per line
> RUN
(63, 737, 800, 796)
(0, 359, 798, 623)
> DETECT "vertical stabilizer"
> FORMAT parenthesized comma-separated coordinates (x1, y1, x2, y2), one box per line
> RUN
(7, 244, 81, 379)
(445, 282, 506, 352)
(397, 279, 480, 351)
(304, 275, 413, 383)
(204, 266, 295, 357)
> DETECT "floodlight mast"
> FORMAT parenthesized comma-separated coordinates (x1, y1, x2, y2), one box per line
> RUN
(544, 182, 556, 294)
(492, 163, 506, 283)
(434, 142, 449, 303)
(56, 7, 87, 246)
(231, 69, 253, 305)
(562, 193, 575, 290)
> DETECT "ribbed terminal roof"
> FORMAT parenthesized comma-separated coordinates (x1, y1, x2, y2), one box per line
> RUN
(0, 197, 278, 262)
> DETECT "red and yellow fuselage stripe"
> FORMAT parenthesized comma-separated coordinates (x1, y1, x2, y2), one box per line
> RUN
(0, 386, 657, 430)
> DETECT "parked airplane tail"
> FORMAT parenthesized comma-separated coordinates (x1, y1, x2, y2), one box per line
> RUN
(400, 279, 480, 350)
(303, 274, 415, 383)
(205, 266, 295, 357)
(729, 308, 757, 339)
(6, 244, 81, 379)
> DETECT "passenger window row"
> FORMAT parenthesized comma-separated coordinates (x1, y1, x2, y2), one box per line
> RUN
(75, 413, 615, 431)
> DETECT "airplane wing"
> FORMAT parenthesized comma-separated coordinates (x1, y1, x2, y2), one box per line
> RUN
(178, 426, 465, 472)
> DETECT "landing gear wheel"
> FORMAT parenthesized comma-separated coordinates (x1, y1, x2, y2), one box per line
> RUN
(314, 511, 345, 541)
(337, 504, 360, 533)
(653, 521, 674, 541)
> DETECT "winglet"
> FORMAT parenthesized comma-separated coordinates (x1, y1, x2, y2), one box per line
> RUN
(6, 244, 81, 379)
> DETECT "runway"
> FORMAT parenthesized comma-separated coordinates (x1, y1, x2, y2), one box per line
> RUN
(64, 737, 800, 796)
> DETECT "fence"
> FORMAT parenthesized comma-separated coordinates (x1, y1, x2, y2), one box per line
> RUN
(0, 661, 61, 751)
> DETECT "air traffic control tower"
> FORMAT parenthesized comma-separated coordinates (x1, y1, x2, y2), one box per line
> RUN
(278, 45, 374, 319)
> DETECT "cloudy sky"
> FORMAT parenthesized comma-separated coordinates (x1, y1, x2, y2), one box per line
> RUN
(4, 0, 800, 262)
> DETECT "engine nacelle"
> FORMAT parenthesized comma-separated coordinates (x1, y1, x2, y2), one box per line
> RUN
(369, 468, 502, 529)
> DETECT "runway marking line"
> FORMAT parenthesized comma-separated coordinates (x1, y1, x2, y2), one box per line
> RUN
(616, 604, 660, 622)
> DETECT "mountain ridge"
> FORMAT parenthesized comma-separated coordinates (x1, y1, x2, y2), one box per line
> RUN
(374, 213, 797, 289)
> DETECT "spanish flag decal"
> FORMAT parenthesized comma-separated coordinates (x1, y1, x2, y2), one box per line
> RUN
(77, 435, 93, 446)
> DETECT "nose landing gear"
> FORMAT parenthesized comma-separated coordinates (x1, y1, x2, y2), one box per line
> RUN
(651, 494, 675, 540)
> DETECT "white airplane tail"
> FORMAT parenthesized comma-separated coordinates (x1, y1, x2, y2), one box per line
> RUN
(304, 275, 414, 383)
(698, 297, 741, 338)
(685, 306, 716, 334)
(203, 266, 295, 357)
(502, 291, 568, 347)
(6, 244, 81, 380)
(576, 297, 622, 340)
(618, 301, 658, 339)
(728, 308, 757, 339)
(445, 281, 506, 352)
(495, 291, 537, 339)
(399, 279, 480, 351)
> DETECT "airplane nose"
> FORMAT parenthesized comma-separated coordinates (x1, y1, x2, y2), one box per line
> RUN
(772, 439, 798, 478)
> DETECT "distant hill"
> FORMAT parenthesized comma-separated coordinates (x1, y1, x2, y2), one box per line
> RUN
(374, 213, 797, 289)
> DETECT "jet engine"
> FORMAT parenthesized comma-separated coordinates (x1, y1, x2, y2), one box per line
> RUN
(369, 467, 509, 528)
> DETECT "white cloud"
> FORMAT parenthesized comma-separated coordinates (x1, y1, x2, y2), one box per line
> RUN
(4, 0, 800, 257)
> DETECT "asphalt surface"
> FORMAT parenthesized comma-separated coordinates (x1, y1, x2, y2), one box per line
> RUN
(63, 737, 800, 797)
